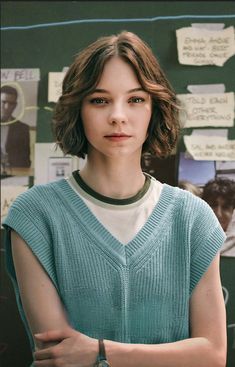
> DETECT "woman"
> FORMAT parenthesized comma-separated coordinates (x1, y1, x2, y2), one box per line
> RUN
(3, 31, 226, 367)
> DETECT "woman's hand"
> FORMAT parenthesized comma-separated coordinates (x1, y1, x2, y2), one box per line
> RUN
(34, 328, 98, 367)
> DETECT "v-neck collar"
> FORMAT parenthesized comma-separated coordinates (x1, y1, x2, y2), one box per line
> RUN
(56, 179, 177, 267)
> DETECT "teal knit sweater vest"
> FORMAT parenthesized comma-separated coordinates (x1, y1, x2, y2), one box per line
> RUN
(3, 179, 225, 350)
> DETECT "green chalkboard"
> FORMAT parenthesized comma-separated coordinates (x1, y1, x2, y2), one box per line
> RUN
(1, 1, 235, 143)
(1, 2, 235, 366)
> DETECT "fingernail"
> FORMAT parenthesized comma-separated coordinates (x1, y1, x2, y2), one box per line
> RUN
(34, 333, 42, 337)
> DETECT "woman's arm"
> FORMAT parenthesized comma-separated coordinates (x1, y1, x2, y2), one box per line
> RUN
(11, 230, 69, 349)
(102, 252, 227, 367)
(12, 231, 97, 349)
(35, 253, 226, 367)
(11, 230, 98, 365)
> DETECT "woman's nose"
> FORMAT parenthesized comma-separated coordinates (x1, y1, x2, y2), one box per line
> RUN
(108, 102, 127, 125)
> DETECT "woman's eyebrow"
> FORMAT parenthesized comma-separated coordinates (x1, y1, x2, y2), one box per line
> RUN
(90, 87, 145, 94)
(127, 87, 145, 93)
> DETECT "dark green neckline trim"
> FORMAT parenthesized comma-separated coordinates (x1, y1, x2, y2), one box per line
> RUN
(72, 170, 151, 205)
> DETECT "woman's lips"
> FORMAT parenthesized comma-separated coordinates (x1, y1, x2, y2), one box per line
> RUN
(104, 133, 131, 141)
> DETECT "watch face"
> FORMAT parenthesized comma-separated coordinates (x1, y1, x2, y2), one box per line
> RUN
(96, 361, 111, 367)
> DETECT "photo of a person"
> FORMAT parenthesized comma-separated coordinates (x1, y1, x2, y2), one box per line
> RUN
(202, 177, 235, 257)
(1, 85, 31, 172)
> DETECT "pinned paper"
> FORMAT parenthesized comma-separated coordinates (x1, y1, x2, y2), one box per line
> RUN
(48, 157, 73, 182)
(1, 68, 40, 82)
(178, 151, 216, 186)
(1, 68, 40, 177)
(191, 129, 228, 137)
(48, 72, 65, 102)
(177, 92, 234, 128)
(187, 84, 225, 94)
(176, 26, 235, 66)
(191, 23, 225, 31)
(34, 143, 82, 184)
(1, 185, 28, 223)
(184, 135, 235, 161)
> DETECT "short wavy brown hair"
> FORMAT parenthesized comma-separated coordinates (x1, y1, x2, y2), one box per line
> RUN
(53, 31, 180, 159)
(202, 177, 235, 209)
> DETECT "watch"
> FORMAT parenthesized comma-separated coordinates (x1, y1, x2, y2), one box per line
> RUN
(94, 339, 111, 367)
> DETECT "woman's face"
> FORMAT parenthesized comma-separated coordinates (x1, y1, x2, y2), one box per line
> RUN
(81, 56, 152, 161)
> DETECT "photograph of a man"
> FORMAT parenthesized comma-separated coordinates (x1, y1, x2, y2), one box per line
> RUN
(1, 85, 31, 169)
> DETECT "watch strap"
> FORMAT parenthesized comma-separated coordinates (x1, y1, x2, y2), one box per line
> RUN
(99, 339, 106, 360)
(95, 339, 111, 366)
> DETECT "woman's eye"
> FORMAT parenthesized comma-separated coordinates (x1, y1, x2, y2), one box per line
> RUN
(90, 98, 108, 105)
(129, 97, 145, 103)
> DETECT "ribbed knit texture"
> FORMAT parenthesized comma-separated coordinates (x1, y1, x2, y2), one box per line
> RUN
(3, 179, 225, 350)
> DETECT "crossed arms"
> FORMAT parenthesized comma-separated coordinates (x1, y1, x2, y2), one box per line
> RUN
(11, 230, 227, 367)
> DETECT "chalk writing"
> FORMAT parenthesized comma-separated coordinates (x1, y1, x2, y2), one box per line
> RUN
(177, 92, 234, 128)
(176, 26, 235, 66)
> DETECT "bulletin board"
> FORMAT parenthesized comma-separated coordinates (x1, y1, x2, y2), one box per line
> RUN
(1, 1, 235, 366)
(1, 1, 234, 186)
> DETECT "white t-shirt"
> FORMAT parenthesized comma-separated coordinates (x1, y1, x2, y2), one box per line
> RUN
(67, 174, 163, 245)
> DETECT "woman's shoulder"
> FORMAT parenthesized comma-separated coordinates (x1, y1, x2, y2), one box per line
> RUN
(163, 183, 215, 217)
(162, 183, 200, 203)
(163, 185, 224, 246)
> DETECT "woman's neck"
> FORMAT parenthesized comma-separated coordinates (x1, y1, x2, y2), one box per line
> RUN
(79, 155, 146, 199)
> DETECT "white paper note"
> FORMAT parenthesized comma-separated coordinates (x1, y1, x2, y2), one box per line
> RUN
(191, 128, 228, 137)
(48, 72, 65, 102)
(184, 135, 235, 161)
(176, 26, 235, 66)
(34, 143, 82, 184)
(187, 84, 225, 94)
(1, 68, 40, 82)
(177, 92, 234, 128)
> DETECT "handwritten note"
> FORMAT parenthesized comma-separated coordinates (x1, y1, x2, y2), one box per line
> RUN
(1, 68, 40, 82)
(177, 92, 234, 128)
(176, 26, 235, 66)
(184, 135, 235, 161)
(48, 72, 65, 102)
